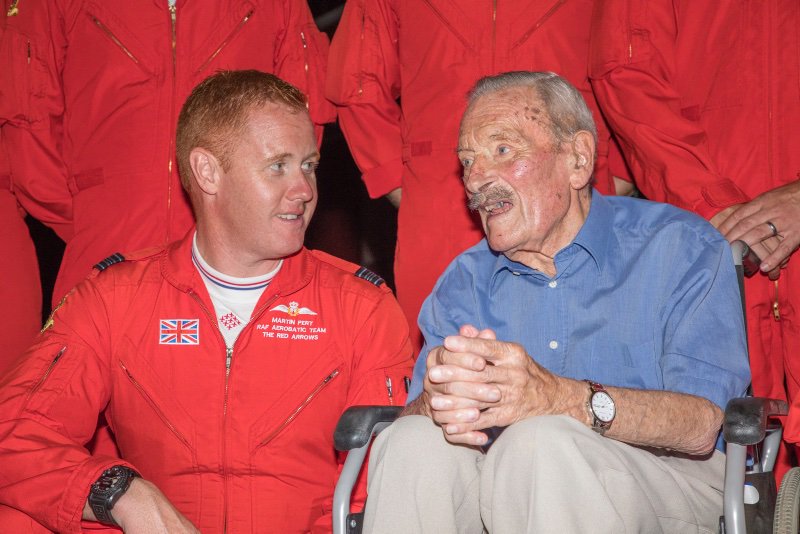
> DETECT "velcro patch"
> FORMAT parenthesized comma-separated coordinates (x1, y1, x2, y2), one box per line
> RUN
(94, 252, 125, 271)
(355, 266, 385, 287)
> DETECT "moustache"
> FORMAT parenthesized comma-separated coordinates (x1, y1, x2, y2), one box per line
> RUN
(467, 186, 514, 212)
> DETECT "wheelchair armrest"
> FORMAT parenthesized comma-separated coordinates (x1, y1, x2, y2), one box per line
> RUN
(723, 397, 788, 445)
(334, 406, 403, 451)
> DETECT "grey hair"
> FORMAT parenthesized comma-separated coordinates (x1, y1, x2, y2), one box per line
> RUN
(466, 71, 597, 147)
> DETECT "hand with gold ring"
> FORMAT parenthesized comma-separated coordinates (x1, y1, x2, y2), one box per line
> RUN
(766, 220, 779, 238)
(714, 180, 800, 279)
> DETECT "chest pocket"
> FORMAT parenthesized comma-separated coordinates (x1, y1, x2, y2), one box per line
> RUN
(0, 27, 47, 125)
(82, 3, 158, 77)
(111, 338, 199, 471)
(248, 345, 345, 454)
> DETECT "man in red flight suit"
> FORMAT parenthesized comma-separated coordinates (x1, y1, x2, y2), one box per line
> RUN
(0, 128, 41, 374)
(0, 0, 51, 373)
(589, 0, 800, 478)
(0, 0, 335, 310)
(326, 0, 630, 349)
(0, 71, 413, 534)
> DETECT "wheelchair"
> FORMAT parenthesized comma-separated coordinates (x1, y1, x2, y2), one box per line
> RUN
(331, 241, 800, 534)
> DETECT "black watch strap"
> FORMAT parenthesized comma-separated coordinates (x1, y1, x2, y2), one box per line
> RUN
(88, 465, 139, 526)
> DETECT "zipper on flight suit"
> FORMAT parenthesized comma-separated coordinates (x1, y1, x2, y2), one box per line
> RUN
(300, 29, 314, 112)
(773, 280, 781, 321)
(120, 361, 193, 451)
(255, 369, 341, 449)
(491, 0, 497, 70)
(6, 0, 20, 17)
(92, 17, 142, 65)
(188, 289, 280, 533)
(28, 347, 66, 397)
(169, 4, 177, 73)
(166, 2, 178, 244)
(357, 7, 366, 96)
(196, 9, 253, 74)
(511, 0, 567, 49)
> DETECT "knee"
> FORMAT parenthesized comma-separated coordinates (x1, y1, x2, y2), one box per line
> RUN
(372, 415, 476, 471)
(489, 415, 586, 463)
(373, 415, 446, 460)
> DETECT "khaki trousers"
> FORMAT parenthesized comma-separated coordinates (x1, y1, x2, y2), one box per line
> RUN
(363, 415, 725, 534)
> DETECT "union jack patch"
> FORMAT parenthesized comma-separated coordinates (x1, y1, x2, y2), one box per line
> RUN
(159, 319, 199, 345)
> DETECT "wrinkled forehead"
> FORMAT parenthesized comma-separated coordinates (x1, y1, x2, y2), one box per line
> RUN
(458, 86, 553, 145)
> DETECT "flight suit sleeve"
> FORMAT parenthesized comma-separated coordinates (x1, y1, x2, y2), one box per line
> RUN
(0, 279, 137, 533)
(274, 0, 336, 141)
(0, 0, 73, 239)
(326, 0, 404, 199)
(588, 0, 749, 219)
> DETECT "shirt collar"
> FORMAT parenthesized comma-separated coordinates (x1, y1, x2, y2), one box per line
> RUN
(570, 190, 612, 274)
(489, 189, 612, 281)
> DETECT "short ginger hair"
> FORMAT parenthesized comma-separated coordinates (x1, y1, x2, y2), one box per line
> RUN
(176, 70, 308, 194)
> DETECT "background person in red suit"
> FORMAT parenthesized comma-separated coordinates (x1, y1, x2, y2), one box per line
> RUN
(0, 0, 335, 312)
(589, 0, 800, 481)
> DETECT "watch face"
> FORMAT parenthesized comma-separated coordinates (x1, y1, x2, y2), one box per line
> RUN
(591, 391, 615, 423)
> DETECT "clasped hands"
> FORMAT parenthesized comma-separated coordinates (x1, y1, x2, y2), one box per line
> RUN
(421, 324, 573, 447)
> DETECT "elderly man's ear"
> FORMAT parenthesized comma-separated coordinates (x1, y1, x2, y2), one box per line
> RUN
(189, 147, 223, 196)
(568, 130, 595, 190)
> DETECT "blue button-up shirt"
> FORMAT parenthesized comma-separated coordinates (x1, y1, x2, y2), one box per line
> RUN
(409, 192, 750, 417)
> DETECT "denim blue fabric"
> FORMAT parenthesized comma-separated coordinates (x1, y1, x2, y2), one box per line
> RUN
(408, 192, 750, 420)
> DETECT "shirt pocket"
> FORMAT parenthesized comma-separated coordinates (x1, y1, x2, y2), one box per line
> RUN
(589, 339, 661, 390)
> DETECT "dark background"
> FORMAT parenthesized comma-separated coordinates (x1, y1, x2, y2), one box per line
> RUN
(25, 0, 398, 320)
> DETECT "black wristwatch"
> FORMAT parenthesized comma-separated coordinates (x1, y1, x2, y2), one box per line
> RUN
(88, 465, 139, 526)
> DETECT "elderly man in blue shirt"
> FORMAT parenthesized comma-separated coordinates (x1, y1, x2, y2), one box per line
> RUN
(361, 71, 751, 533)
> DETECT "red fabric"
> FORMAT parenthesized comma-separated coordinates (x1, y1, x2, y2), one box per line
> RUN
(0, 169, 41, 377)
(0, 118, 41, 377)
(0, 0, 335, 308)
(0, 230, 413, 533)
(589, 0, 800, 474)
(326, 0, 625, 350)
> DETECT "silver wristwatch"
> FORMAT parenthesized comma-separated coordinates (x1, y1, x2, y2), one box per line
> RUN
(585, 380, 616, 435)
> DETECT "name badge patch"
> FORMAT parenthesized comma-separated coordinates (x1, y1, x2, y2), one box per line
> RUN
(159, 319, 200, 345)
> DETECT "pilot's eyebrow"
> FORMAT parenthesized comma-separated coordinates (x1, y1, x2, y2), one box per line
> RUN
(265, 152, 292, 164)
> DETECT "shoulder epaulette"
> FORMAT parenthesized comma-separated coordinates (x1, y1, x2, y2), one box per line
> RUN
(308, 249, 387, 288)
(354, 266, 385, 287)
(93, 252, 125, 271)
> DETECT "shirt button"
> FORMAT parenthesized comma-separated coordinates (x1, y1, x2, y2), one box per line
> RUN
(549, 340, 559, 350)
(512, 271, 521, 276)
(548, 280, 558, 288)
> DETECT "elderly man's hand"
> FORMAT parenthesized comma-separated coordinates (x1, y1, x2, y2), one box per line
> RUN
(712, 180, 800, 279)
(422, 325, 580, 447)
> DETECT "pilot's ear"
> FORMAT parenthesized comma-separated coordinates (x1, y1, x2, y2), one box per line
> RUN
(189, 148, 223, 196)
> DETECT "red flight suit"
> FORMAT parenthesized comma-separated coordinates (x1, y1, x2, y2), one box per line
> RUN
(0, 0, 335, 308)
(0, 129, 41, 374)
(589, 0, 800, 474)
(327, 0, 623, 349)
(0, 3, 43, 373)
(0, 230, 413, 533)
